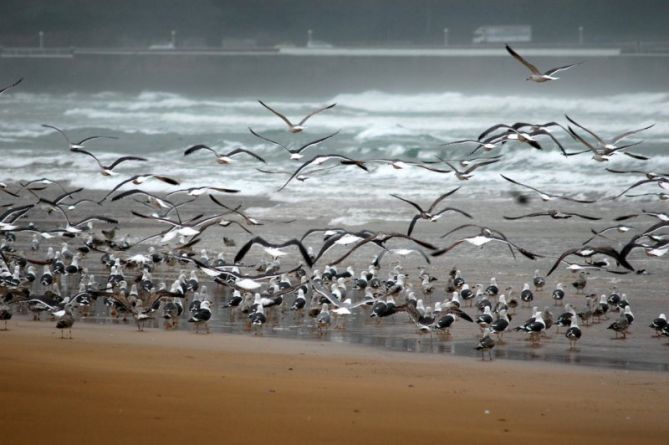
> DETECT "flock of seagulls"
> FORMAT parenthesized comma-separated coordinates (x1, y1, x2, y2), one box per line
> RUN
(0, 45, 667, 365)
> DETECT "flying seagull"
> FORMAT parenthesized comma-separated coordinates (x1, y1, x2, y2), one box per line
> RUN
(566, 115, 654, 151)
(42, 124, 117, 151)
(249, 127, 339, 160)
(258, 100, 335, 133)
(503, 210, 602, 221)
(433, 226, 541, 260)
(234, 236, 314, 267)
(390, 187, 472, 236)
(506, 45, 580, 82)
(71, 148, 147, 176)
(546, 245, 634, 276)
(277, 154, 368, 191)
(183, 144, 266, 164)
(501, 175, 596, 204)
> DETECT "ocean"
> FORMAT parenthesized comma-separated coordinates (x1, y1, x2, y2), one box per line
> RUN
(1, 89, 668, 224)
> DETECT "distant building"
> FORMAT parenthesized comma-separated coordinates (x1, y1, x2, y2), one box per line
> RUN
(472, 25, 532, 44)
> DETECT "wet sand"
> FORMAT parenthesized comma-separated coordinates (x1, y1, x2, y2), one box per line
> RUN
(1, 322, 668, 445)
(10, 188, 669, 370)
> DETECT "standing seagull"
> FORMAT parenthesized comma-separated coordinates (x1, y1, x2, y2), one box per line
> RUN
(258, 100, 335, 133)
(565, 318, 582, 350)
(54, 308, 75, 339)
(475, 327, 496, 361)
(506, 45, 580, 82)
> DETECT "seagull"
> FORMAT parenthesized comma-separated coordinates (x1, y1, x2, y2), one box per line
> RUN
(183, 144, 266, 164)
(503, 209, 602, 221)
(365, 159, 451, 176)
(71, 148, 147, 176)
(166, 186, 240, 196)
(249, 128, 339, 160)
(390, 187, 472, 235)
(234, 236, 314, 267)
(208, 195, 264, 226)
(435, 225, 541, 260)
(42, 124, 117, 151)
(54, 308, 75, 339)
(566, 115, 654, 151)
(371, 248, 432, 267)
(0, 77, 23, 95)
(649, 314, 667, 337)
(475, 327, 496, 360)
(581, 225, 633, 245)
(506, 45, 580, 82)
(110, 190, 186, 228)
(35, 200, 117, 235)
(546, 245, 634, 276)
(441, 138, 500, 153)
(441, 158, 500, 180)
(98, 174, 180, 203)
(188, 300, 212, 334)
(130, 210, 231, 243)
(500, 175, 596, 203)
(565, 318, 582, 350)
(605, 168, 669, 181)
(320, 232, 437, 266)
(258, 100, 335, 133)
(277, 154, 368, 191)
(613, 178, 669, 199)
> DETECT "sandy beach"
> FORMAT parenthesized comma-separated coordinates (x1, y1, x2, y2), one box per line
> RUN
(1, 322, 668, 445)
(2, 136, 669, 445)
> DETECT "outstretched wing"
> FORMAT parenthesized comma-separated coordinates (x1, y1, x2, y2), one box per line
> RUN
(297, 103, 336, 126)
(506, 45, 541, 75)
(258, 100, 295, 128)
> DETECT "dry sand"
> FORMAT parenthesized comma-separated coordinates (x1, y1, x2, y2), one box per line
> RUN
(1, 322, 668, 445)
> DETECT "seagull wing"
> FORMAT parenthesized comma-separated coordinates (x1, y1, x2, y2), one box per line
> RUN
(278, 155, 367, 191)
(544, 63, 580, 76)
(224, 147, 266, 163)
(565, 115, 606, 147)
(258, 100, 295, 129)
(506, 45, 541, 75)
(503, 212, 550, 220)
(184, 144, 219, 157)
(248, 127, 291, 153)
(42, 124, 72, 147)
(107, 156, 147, 171)
(610, 124, 655, 144)
(406, 215, 422, 237)
(297, 103, 336, 126)
(71, 148, 103, 168)
(294, 130, 340, 154)
(0, 77, 22, 94)
(564, 212, 602, 221)
(390, 194, 424, 213)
